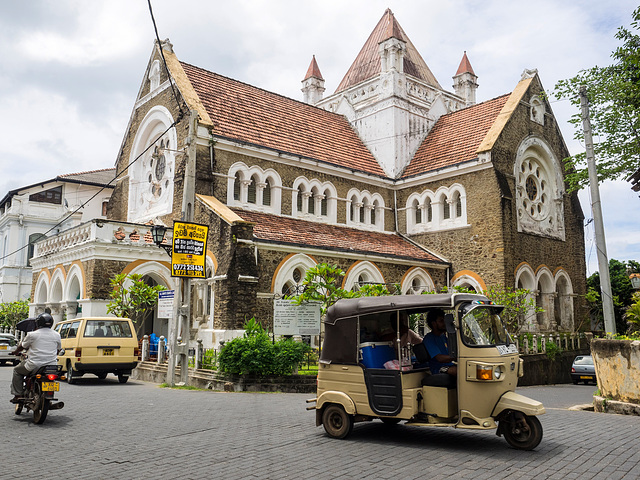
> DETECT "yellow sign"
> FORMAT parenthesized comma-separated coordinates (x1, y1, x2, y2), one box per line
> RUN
(171, 221, 209, 278)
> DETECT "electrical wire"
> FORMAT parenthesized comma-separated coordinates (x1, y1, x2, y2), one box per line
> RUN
(0, 120, 180, 263)
(1, 1, 186, 264)
(147, 0, 186, 119)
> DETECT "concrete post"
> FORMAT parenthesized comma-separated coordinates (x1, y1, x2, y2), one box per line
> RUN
(196, 338, 203, 369)
(142, 335, 150, 362)
(541, 335, 546, 353)
(532, 334, 538, 353)
(158, 336, 166, 364)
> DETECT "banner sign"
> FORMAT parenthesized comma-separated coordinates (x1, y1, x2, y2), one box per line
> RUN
(157, 290, 175, 319)
(171, 221, 208, 278)
(273, 299, 321, 336)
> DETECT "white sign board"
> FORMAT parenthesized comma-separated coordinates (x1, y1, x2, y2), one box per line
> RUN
(273, 300, 321, 336)
(157, 290, 175, 319)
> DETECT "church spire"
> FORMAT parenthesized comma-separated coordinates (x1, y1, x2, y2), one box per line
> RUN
(453, 51, 478, 107)
(301, 55, 325, 104)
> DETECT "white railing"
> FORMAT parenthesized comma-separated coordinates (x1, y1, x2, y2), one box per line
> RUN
(33, 219, 173, 258)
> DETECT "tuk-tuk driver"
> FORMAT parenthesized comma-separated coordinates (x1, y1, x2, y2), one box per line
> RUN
(424, 309, 457, 376)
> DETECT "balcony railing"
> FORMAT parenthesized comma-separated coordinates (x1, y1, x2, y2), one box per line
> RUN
(33, 219, 174, 258)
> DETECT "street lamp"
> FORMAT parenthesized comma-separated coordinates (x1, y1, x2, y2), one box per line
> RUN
(151, 225, 172, 256)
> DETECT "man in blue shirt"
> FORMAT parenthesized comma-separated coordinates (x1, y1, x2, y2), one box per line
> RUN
(423, 309, 457, 376)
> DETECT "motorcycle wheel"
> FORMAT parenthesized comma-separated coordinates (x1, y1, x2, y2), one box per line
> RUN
(14, 402, 23, 415)
(502, 414, 542, 451)
(32, 383, 50, 425)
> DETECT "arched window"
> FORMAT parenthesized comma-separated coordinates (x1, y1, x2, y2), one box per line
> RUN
(426, 198, 433, 223)
(414, 199, 422, 224)
(27, 233, 46, 266)
(263, 179, 272, 207)
(247, 175, 257, 204)
(297, 186, 305, 213)
(443, 197, 451, 220)
(452, 191, 462, 218)
(233, 172, 241, 201)
(321, 190, 328, 216)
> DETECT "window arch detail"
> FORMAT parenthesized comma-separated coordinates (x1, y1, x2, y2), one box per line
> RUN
(346, 189, 385, 231)
(272, 254, 317, 296)
(401, 267, 435, 294)
(292, 177, 337, 223)
(406, 184, 467, 234)
(227, 163, 282, 214)
(343, 261, 385, 291)
(514, 137, 565, 240)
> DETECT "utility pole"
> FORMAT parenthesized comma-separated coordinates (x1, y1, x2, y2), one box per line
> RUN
(580, 86, 616, 334)
(167, 110, 199, 385)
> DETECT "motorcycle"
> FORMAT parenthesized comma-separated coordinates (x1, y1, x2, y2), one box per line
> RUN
(14, 352, 65, 424)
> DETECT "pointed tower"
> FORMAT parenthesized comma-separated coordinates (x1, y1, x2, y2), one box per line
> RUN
(315, 10, 466, 178)
(453, 51, 478, 107)
(301, 55, 325, 105)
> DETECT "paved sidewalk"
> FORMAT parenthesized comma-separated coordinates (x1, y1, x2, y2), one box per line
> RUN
(1, 366, 638, 479)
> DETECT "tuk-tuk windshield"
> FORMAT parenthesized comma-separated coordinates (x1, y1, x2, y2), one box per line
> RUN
(460, 306, 510, 347)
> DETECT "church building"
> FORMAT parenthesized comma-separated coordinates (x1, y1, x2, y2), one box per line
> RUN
(29, 10, 586, 347)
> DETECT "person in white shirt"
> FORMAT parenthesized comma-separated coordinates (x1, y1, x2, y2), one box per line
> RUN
(10, 313, 62, 403)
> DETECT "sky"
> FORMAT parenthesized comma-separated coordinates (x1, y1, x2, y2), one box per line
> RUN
(0, 0, 638, 276)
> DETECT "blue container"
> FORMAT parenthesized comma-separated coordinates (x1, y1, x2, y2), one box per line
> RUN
(359, 342, 395, 369)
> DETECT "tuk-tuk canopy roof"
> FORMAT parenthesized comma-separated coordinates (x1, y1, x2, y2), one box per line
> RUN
(321, 293, 492, 365)
(324, 293, 490, 325)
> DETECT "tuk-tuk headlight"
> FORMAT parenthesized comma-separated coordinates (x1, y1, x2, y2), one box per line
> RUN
(476, 364, 493, 380)
(494, 365, 503, 380)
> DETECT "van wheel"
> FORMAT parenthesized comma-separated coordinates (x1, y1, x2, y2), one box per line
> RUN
(96, 373, 108, 380)
(322, 405, 353, 439)
(117, 374, 129, 384)
(66, 361, 77, 385)
(502, 414, 543, 450)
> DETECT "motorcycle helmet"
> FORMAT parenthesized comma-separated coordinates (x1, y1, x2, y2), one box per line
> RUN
(36, 312, 54, 329)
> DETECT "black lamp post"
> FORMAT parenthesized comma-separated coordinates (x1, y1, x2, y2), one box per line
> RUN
(151, 225, 172, 255)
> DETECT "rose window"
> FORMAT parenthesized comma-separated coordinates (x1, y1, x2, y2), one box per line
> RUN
(520, 158, 549, 221)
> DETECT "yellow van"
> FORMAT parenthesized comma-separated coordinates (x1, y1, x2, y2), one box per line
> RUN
(54, 317, 140, 384)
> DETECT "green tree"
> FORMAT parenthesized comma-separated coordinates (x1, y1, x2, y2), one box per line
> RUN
(624, 292, 640, 334)
(483, 285, 543, 335)
(587, 259, 634, 333)
(290, 263, 357, 315)
(106, 273, 166, 337)
(0, 299, 30, 328)
(553, 7, 640, 191)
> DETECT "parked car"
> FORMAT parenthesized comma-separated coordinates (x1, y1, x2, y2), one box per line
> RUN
(571, 355, 596, 384)
(0, 333, 19, 366)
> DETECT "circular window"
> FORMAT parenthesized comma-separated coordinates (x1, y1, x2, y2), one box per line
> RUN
(519, 157, 549, 221)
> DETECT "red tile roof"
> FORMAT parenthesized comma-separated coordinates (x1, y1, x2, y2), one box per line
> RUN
(231, 208, 445, 264)
(181, 62, 385, 177)
(303, 55, 323, 81)
(455, 51, 475, 76)
(335, 9, 441, 93)
(402, 94, 510, 178)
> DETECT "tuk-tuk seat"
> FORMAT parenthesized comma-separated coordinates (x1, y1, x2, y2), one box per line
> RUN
(421, 373, 456, 389)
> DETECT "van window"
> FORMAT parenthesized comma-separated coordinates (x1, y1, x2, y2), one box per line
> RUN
(67, 321, 80, 339)
(84, 320, 133, 338)
(59, 323, 70, 339)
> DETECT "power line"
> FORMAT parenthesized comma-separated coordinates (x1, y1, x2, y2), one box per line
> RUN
(0, 120, 180, 263)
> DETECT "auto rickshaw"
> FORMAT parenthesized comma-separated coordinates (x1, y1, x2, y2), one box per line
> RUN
(307, 293, 545, 450)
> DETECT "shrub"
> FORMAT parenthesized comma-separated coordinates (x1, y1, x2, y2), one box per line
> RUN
(218, 318, 311, 376)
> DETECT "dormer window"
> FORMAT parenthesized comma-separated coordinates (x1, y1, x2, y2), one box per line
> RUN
(29, 186, 62, 205)
(149, 60, 161, 92)
(530, 95, 545, 125)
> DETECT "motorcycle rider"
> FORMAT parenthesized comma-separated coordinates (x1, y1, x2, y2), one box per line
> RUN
(10, 313, 61, 404)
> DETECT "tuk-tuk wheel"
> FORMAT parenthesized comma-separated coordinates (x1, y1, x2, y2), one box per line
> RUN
(502, 414, 543, 451)
(322, 404, 354, 439)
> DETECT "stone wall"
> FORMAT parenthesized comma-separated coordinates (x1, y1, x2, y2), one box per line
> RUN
(518, 349, 590, 387)
(591, 339, 640, 405)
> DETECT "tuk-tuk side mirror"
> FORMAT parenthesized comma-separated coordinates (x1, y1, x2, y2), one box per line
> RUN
(444, 314, 457, 358)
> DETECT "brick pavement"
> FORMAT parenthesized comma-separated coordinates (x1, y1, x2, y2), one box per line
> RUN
(1, 366, 639, 479)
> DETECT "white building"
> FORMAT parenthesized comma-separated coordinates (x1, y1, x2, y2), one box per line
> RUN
(0, 169, 115, 303)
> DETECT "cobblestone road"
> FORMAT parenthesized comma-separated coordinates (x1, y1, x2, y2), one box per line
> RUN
(1, 366, 638, 479)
